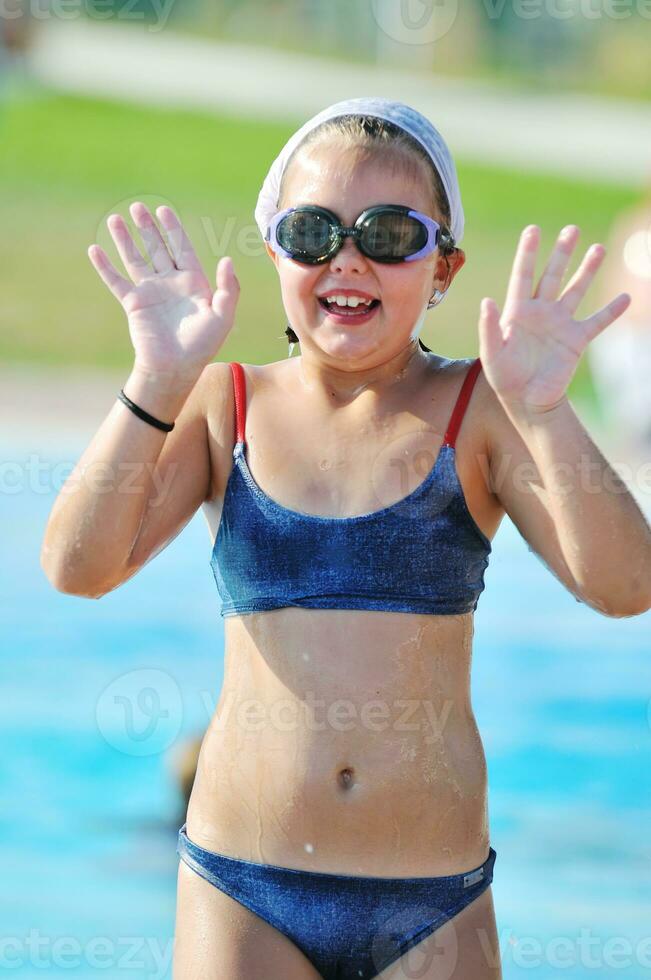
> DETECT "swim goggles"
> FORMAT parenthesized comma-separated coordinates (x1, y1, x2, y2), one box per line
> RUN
(265, 204, 448, 265)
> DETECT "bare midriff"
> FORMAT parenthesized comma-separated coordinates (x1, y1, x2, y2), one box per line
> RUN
(185, 605, 490, 878)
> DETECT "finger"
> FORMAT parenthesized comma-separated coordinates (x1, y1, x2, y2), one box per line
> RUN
(87, 244, 133, 304)
(129, 201, 176, 274)
(106, 213, 151, 284)
(211, 255, 240, 322)
(533, 225, 580, 301)
(505, 225, 540, 305)
(155, 205, 203, 272)
(558, 243, 606, 315)
(477, 297, 504, 365)
(578, 292, 632, 344)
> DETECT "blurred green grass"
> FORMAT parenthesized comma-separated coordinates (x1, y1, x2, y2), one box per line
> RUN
(0, 86, 639, 406)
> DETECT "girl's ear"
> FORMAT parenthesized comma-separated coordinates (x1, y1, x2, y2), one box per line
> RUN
(432, 246, 466, 293)
(451, 248, 466, 279)
(440, 247, 466, 286)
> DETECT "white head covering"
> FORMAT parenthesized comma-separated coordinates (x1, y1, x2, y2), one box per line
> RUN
(254, 96, 465, 247)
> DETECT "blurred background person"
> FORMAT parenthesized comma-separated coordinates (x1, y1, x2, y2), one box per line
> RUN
(1, 0, 32, 104)
(168, 735, 204, 827)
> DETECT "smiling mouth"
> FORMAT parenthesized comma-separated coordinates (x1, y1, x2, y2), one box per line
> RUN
(318, 298, 381, 316)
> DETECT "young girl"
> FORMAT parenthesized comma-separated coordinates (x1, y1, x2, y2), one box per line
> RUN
(42, 97, 651, 979)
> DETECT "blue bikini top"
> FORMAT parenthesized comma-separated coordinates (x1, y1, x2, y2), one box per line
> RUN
(210, 358, 492, 618)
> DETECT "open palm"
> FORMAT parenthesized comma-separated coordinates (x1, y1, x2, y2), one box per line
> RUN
(88, 202, 240, 377)
(478, 224, 631, 412)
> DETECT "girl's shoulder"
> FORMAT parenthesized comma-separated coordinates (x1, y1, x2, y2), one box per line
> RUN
(423, 353, 480, 388)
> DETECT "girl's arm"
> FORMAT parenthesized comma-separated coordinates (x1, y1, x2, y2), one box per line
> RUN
(40, 202, 239, 597)
(41, 364, 210, 598)
(483, 379, 651, 616)
(477, 222, 651, 617)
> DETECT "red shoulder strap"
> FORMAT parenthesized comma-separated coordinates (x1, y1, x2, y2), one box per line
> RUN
(230, 358, 480, 450)
(228, 362, 247, 446)
(442, 358, 482, 448)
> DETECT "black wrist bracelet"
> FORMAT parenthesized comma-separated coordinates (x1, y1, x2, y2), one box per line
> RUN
(117, 388, 176, 432)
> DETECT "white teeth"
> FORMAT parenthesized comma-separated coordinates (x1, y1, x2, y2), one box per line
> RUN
(324, 294, 373, 308)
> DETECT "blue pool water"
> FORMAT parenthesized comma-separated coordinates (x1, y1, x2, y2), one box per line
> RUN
(2, 433, 651, 978)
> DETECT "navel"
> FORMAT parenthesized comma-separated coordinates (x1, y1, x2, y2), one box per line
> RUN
(337, 766, 356, 790)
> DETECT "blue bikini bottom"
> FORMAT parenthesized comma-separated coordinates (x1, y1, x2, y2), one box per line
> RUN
(177, 822, 496, 979)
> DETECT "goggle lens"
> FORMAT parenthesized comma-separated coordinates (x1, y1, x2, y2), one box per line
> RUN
(272, 206, 437, 264)
(358, 211, 427, 258)
(278, 210, 335, 256)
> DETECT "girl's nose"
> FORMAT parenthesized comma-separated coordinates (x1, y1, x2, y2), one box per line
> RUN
(330, 235, 368, 272)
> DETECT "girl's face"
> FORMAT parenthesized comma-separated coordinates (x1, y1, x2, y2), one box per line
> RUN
(265, 144, 464, 364)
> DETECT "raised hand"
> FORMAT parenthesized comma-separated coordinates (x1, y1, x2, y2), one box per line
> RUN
(478, 224, 631, 412)
(88, 202, 240, 378)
